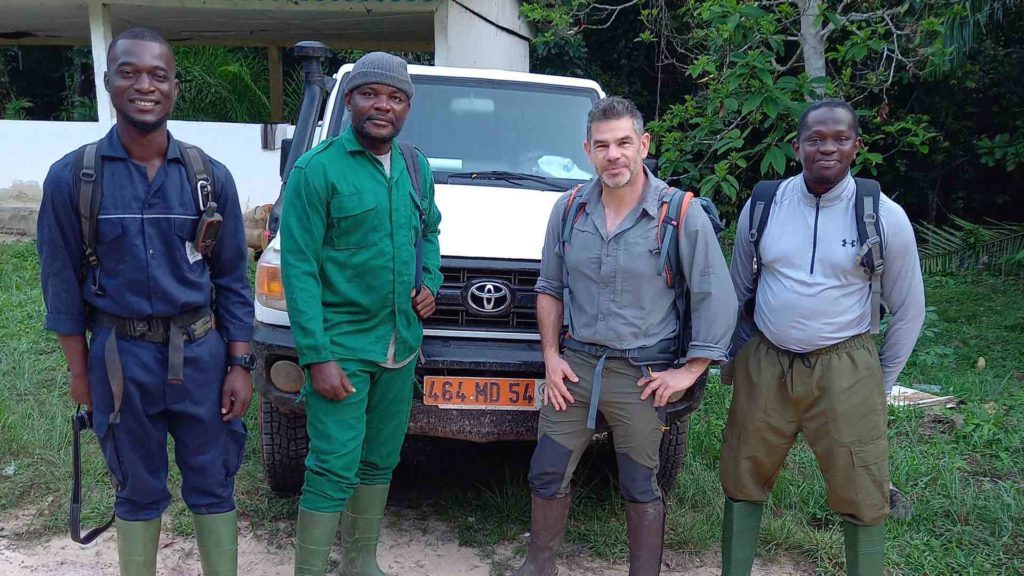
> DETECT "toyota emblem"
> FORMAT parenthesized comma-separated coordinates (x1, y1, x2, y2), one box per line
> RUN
(463, 279, 514, 316)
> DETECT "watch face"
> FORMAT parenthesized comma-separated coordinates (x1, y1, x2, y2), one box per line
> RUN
(232, 354, 256, 370)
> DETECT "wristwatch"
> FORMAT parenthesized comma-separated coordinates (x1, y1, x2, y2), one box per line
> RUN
(228, 353, 257, 372)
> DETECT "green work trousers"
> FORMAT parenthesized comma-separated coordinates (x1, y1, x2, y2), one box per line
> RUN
(720, 332, 889, 526)
(300, 357, 416, 513)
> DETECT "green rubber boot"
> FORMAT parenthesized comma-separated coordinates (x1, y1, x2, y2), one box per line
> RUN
(843, 520, 885, 576)
(194, 510, 238, 576)
(721, 499, 763, 576)
(339, 484, 391, 576)
(116, 516, 161, 576)
(294, 507, 341, 576)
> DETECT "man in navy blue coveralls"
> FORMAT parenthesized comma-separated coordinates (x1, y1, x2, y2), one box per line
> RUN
(36, 28, 254, 576)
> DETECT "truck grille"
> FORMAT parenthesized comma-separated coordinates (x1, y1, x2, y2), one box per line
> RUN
(425, 261, 540, 332)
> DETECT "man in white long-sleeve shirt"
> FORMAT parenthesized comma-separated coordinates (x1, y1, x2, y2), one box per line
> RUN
(719, 100, 925, 576)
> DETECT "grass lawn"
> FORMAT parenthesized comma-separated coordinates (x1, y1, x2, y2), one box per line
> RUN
(1, 240, 1021, 575)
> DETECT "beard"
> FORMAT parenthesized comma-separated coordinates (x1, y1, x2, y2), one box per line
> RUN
(599, 164, 635, 189)
(354, 116, 399, 145)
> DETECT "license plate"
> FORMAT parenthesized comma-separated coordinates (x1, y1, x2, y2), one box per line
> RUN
(423, 377, 542, 410)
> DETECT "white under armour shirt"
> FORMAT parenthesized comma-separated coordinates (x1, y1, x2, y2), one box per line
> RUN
(731, 173, 925, 392)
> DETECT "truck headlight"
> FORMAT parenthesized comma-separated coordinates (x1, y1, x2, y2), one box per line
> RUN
(256, 246, 287, 311)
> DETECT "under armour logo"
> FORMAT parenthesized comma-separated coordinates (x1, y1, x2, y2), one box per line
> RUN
(841, 239, 857, 247)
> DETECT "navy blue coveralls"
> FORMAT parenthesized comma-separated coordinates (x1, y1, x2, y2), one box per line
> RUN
(36, 127, 255, 521)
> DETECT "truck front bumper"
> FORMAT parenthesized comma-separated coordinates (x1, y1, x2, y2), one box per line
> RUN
(253, 321, 545, 442)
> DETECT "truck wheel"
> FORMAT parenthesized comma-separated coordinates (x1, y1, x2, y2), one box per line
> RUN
(258, 395, 308, 494)
(657, 412, 690, 496)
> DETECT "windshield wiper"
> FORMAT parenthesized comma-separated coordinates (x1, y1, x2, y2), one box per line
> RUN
(446, 171, 567, 191)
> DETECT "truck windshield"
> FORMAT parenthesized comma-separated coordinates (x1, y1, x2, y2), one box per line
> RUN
(330, 76, 598, 188)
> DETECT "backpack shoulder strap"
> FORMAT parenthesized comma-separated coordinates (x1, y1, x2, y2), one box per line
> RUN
(398, 141, 423, 201)
(748, 180, 783, 280)
(557, 183, 587, 328)
(177, 141, 215, 212)
(559, 184, 587, 251)
(854, 177, 884, 333)
(657, 188, 694, 290)
(74, 141, 103, 293)
(398, 142, 427, 293)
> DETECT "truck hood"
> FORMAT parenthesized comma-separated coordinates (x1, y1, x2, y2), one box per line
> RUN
(265, 183, 567, 260)
(433, 183, 565, 260)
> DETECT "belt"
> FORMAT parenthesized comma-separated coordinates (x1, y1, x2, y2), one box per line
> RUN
(562, 336, 677, 429)
(92, 307, 215, 424)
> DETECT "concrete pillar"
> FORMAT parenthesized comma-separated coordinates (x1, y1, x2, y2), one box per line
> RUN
(434, 0, 533, 72)
(268, 46, 283, 123)
(87, 0, 115, 127)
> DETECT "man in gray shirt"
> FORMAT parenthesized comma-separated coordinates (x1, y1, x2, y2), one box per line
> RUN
(720, 100, 925, 576)
(512, 96, 736, 576)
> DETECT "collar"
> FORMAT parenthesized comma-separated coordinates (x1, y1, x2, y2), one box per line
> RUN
(341, 125, 395, 156)
(797, 171, 854, 207)
(100, 125, 183, 163)
(581, 165, 665, 218)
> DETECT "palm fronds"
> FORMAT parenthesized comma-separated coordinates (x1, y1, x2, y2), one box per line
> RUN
(173, 46, 271, 123)
(916, 216, 1024, 274)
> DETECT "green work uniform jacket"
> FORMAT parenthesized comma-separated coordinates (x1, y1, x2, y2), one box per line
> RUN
(280, 126, 443, 367)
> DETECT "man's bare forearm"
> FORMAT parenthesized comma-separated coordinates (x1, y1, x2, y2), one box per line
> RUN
(537, 293, 563, 360)
(58, 334, 89, 378)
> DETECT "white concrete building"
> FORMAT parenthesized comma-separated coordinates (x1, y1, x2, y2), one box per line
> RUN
(0, 0, 534, 235)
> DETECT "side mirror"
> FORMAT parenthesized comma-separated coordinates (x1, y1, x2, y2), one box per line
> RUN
(643, 157, 659, 177)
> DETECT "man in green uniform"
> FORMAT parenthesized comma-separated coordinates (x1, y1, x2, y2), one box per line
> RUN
(280, 52, 442, 576)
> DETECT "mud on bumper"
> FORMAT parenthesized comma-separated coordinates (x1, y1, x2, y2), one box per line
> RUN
(253, 322, 545, 442)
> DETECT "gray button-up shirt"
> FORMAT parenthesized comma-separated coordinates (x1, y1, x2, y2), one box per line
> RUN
(535, 168, 737, 363)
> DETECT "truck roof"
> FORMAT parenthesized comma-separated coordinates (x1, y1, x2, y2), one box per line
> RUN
(334, 63, 604, 95)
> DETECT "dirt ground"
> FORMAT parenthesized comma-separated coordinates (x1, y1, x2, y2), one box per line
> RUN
(0, 507, 812, 576)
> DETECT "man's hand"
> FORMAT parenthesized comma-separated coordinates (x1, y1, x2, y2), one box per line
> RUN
(412, 288, 436, 319)
(70, 370, 91, 408)
(638, 359, 711, 407)
(309, 361, 356, 401)
(221, 367, 253, 421)
(543, 353, 578, 411)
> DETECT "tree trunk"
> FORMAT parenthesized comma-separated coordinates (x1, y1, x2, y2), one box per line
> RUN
(795, 0, 828, 87)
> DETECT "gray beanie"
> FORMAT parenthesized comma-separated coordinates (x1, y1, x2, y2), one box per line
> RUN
(344, 52, 415, 100)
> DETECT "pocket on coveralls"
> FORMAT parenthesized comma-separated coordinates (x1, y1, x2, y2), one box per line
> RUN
(99, 427, 128, 490)
(329, 194, 380, 250)
(222, 422, 248, 479)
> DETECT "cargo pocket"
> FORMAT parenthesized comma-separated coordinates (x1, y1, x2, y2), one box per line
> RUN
(222, 421, 248, 480)
(99, 427, 128, 492)
(329, 193, 380, 250)
(851, 436, 889, 524)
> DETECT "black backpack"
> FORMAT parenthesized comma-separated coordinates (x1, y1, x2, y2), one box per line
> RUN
(746, 177, 885, 333)
(72, 140, 216, 296)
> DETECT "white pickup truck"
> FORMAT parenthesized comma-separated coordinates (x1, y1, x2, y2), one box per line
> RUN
(251, 43, 700, 495)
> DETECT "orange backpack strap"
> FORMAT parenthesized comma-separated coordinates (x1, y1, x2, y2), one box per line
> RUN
(657, 189, 695, 288)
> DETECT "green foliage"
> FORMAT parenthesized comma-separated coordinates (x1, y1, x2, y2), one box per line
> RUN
(522, 1, 1024, 223)
(172, 46, 273, 123)
(978, 124, 1024, 171)
(2, 95, 33, 119)
(916, 216, 1024, 274)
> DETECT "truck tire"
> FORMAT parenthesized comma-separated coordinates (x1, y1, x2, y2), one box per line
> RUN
(657, 411, 690, 496)
(258, 395, 308, 494)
